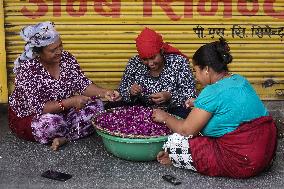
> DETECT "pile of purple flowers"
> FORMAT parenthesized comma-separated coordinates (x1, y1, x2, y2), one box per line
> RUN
(93, 106, 172, 138)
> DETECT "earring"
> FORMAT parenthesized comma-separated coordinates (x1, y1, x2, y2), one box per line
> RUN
(205, 66, 209, 74)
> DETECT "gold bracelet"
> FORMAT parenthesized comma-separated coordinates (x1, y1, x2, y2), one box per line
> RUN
(58, 100, 65, 111)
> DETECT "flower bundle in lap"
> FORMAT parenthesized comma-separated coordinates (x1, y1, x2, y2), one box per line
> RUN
(93, 106, 172, 138)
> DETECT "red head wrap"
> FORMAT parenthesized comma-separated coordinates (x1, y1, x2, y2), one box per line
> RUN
(135, 27, 188, 59)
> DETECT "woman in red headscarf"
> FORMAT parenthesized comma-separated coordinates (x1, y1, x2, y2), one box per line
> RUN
(106, 27, 196, 118)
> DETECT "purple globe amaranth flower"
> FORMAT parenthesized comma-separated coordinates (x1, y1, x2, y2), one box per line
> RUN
(93, 106, 172, 138)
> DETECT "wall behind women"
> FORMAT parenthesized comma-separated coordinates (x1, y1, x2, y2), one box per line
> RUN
(1, 0, 284, 102)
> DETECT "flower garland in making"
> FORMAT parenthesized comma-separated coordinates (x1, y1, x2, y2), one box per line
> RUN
(93, 106, 172, 138)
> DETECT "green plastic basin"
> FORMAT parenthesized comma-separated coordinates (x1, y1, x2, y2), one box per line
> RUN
(96, 130, 169, 161)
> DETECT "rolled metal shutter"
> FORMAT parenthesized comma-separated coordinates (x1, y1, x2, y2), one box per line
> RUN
(0, 0, 7, 103)
(2, 0, 284, 102)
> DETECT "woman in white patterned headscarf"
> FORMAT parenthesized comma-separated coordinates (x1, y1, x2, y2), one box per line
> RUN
(13, 21, 60, 73)
(8, 21, 121, 151)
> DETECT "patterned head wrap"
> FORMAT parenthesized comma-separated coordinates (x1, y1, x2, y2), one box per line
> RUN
(135, 27, 188, 60)
(13, 21, 59, 73)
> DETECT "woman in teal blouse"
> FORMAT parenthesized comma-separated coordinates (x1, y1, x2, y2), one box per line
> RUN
(194, 73, 268, 137)
(152, 38, 277, 178)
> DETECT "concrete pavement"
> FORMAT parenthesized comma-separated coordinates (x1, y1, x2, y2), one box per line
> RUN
(0, 102, 283, 189)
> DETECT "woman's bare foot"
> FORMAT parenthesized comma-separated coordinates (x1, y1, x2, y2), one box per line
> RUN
(157, 151, 172, 165)
(51, 137, 68, 151)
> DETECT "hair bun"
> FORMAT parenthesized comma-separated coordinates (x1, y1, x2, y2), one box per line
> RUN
(215, 38, 232, 65)
(222, 53, 232, 65)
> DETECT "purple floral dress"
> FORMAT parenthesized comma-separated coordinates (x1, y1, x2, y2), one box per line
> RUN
(9, 50, 104, 143)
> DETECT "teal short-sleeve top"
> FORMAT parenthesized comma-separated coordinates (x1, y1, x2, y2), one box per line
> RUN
(194, 74, 268, 137)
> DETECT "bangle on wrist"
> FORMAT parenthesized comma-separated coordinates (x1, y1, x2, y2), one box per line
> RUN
(58, 100, 65, 111)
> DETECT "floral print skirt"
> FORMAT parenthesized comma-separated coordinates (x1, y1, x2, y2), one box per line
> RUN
(9, 100, 104, 144)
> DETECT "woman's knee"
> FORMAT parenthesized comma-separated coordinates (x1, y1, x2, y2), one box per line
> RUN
(32, 113, 67, 138)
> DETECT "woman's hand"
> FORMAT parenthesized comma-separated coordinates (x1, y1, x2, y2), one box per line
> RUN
(105, 90, 121, 101)
(152, 108, 169, 123)
(130, 83, 142, 96)
(185, 98, 196, 108)
(70, 95, 91, 110)
(149, 91, 171, 104)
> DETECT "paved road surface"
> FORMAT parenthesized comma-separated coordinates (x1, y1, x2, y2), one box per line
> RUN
(0, 103, 283, 189)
